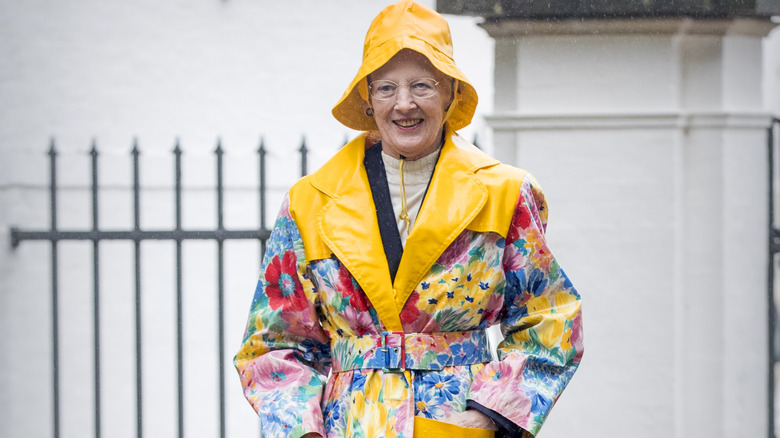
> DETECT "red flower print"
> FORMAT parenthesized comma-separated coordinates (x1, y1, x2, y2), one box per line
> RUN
(512, 204, 532, 231)
(400, 291, 423, 326)
(264, 251, 308, 311)
(338, 265, 371, 312)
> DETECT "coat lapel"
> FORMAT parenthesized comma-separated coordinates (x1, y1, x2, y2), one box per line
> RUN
(393, 131, 497, 312)
(310, 135, 404, 331)
(308, 130, 498, 331)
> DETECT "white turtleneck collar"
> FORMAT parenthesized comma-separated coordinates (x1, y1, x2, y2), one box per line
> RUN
(381, 147, 440, 246)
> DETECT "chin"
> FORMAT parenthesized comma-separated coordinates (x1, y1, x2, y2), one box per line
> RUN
(395, 138, 438, 157)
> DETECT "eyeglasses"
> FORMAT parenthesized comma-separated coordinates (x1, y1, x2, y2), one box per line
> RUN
(368, 78, 440, 100)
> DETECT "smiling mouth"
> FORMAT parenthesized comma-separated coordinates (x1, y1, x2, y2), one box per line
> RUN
(394, 119, 423, 128)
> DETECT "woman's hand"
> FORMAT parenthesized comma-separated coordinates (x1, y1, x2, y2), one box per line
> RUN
(442, 410, 498, 430)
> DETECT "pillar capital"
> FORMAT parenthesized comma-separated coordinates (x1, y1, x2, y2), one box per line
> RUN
(478, 16, 777, 38)
(438, 0, 780, 21)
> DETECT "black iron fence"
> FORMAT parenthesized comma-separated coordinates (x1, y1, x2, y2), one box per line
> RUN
(10, 137, 310, 438)
(9, 126, 777, 437)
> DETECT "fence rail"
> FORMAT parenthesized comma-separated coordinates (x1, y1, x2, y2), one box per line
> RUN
(769, 117, 780, 438)
(9, 137, 309, 438)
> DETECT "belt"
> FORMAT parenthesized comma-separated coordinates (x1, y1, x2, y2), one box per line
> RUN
(330, 329, 492, 373)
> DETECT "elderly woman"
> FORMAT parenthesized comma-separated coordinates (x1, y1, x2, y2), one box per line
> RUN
(234, 1, 583, 437)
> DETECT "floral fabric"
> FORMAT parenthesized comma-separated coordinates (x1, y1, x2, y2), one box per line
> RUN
(234, 174, 583, 438)
(330, 330, 493, 372)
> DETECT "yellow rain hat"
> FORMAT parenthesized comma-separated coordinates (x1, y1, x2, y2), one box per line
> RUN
(332, 0, 478, 132)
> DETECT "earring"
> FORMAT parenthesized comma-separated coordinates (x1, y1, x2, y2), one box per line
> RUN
(365, 107, 374, 117)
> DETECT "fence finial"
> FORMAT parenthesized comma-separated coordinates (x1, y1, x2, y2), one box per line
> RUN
(257, 136, 266, 154)
(299, 136, 308, 176)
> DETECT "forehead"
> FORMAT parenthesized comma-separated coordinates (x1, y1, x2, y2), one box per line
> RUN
(370, 49, 443, 80)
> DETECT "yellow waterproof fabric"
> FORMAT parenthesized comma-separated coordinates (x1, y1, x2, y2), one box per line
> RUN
(332, 0, 478, 132)
(413, 416, 495, 438)
(287, 126, 526, 331)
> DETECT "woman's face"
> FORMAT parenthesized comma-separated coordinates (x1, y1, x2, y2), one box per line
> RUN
(368, 50, 452, 160)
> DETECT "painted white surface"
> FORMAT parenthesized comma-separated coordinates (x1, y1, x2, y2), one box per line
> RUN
(1, 2, 779, 438)
(0, 1, 495, 438)
(484, 17, 776, 438)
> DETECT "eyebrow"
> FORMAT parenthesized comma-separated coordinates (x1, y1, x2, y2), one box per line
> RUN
(367, 74, 445, 83)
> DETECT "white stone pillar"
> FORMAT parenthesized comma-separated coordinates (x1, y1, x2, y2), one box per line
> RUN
(482, 18, 776, 438)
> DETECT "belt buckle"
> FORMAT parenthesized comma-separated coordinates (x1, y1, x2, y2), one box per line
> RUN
(380, 331, 405, 373)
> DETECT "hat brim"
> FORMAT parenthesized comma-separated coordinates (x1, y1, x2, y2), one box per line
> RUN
(332, 36, 478, 132)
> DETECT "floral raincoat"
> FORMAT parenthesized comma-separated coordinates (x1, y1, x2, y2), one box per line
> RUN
(234, 128, 583, 438)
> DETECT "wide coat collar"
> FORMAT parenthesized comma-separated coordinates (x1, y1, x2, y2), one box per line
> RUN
(309, 128, 498, 331)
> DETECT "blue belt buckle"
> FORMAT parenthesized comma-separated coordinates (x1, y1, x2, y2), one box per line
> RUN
(380, 331, 405, 373)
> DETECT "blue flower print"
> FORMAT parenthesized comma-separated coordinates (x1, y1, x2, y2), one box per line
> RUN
(414, 389, 445, 419)
(449, 341, 481, 364)
(323, 398, 345, 432)
(420, 373, 461, 402)
(525, 268, 549, 297)
(350, 372, 367, 392)
(529, 389, 552, 416)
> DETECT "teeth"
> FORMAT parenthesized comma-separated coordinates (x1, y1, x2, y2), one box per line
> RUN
(395, 119, 421, 127)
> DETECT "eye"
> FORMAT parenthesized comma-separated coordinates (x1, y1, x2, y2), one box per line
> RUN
(376, 84, 396, 93)
(370, 80, 397, 98)
(410, 79, 438, 97)
(411, 80, 435, 91)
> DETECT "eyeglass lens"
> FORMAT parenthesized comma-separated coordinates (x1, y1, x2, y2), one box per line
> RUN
(369, 78, 438, 100)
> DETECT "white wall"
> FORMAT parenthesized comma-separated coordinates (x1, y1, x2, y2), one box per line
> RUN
(3, 2, 779, 438)
(484, 17, 776, 438)
(0, 2, 493, 438)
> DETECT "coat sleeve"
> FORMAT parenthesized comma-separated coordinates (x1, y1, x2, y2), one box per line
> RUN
(467, 174, 583, 437)
(234, 194, 331, 438)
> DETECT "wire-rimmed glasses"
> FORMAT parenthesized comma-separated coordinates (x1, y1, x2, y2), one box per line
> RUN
(368, 78, 440, 100)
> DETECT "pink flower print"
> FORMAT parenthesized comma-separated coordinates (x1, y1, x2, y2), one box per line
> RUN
(281, 308, 328, 343)
(470, 360, 533, 424)
(570, 311, 584, 362)
(340, 306, 377, 337)
(437, 231, 472, 267)
(502, 241, 526, 272)
(480, 292, 504, 325)
(244, 350, 306, 393)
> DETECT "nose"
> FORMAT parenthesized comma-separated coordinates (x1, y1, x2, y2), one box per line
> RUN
(394, 87, 417, 112)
